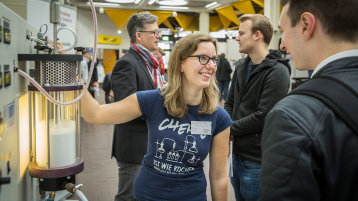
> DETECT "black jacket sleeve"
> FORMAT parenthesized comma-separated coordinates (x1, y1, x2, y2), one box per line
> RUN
(231, 65, 290, 135)
(260, 98, 321, 201)
(88, 61, 98, 85)
(111, 58, 138, 101)
(102, 72, 112, 92)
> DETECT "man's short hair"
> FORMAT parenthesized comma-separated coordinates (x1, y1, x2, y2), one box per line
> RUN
(82, 50, 89, 55)
(239, 14, 273, 45)
(281, 0, 358, 42)
(127, 12, 158, 43)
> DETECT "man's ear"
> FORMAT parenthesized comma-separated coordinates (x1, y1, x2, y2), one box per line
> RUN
(136, 32, 142, 43)
(300, 12, 316, 40)
(253, 30, 262, 41)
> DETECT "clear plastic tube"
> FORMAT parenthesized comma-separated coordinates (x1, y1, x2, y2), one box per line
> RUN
(76, 190, 89, 201)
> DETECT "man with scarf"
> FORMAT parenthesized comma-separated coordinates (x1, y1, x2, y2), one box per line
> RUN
(111, 11, 162, 201)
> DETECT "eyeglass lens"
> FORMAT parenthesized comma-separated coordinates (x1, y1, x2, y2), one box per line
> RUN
(199, 55, 217, 65)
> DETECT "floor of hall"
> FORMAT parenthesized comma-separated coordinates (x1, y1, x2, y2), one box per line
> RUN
(70, 87, 236, 201)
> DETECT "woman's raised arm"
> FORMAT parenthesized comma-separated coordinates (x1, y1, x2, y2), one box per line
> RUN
(81, 90, 142, 125)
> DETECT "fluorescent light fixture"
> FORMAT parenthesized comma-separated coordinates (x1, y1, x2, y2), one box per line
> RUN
(158, 0, 188, 6)
(105, 0, 135, 3)
(87, 2, 121, 7)
(148, 0, 156, 5)
(134, 0, 142, 4)
(205, 2, 217, 8)
(19, 93, 29, 179)
(159, 5, 189, 10)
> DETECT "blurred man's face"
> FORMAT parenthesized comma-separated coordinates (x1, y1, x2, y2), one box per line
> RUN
(83, 52, 91, 60)
(152, 50, 163, 61)
(236, 20, 255, 54)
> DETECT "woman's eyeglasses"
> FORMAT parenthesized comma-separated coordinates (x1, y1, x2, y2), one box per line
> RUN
(188, 55, 218, 65)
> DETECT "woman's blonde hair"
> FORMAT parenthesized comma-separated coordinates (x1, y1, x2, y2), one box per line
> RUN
(161, 33, 219, 118)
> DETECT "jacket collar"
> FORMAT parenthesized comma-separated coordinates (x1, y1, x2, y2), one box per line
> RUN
(312, 49, 358, 77)
(129, 48, 156, 88)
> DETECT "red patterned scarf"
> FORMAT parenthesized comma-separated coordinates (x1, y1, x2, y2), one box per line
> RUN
(130, 42, 163, 88)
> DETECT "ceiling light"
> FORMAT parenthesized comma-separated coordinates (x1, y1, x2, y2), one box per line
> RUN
(205, 2, 217, 8)
(134, 0, 142, 4)
(105, 0, 135, 3)
(88, 2, 121, 7)
(148, 0, 156, 5)
(159, 5, 189, 10)
(99, 7, 104, 13)
(158, 0, 188, 6)
(117, 30, 122, 34)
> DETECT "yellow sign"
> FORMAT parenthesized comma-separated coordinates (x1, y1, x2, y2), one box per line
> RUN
(98, 35, 122, 45)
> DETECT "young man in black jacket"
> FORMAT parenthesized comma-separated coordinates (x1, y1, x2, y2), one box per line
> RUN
(224, 14, 290, 201)
(260, 0, 358, 200)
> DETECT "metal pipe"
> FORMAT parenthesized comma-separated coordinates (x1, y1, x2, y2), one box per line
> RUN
(50, 0, 60, 53)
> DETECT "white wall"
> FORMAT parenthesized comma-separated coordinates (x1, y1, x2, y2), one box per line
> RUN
(217, 41, 227, 57)
(27, 0, 77, 53)
(76, 8, 130, 50)
(0, 0, 27, 19)
(226, 38, 240, 63)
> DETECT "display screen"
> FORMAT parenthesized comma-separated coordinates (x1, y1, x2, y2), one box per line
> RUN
(3, 20, 10, 44)
(0, 72, 3, 88)
(4, 65, 10, 87)
(0, 19, 3, 43)
(0, 65, 2, 88)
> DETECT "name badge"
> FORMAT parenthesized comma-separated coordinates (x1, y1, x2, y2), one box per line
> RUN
(191, 121, 212, 135)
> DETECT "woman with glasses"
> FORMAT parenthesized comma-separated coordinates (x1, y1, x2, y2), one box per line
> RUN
(81, 33, 231, 201)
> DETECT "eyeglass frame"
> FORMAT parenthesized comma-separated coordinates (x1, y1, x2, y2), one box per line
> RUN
(138, 30, 161, 37)
(187, 55, 218, 65)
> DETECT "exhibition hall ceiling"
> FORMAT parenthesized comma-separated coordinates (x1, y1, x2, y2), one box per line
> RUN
(66, 0, 265, 31)
(67, 0, 243, 12)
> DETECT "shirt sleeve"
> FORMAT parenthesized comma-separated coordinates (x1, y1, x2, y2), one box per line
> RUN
(136, 89, 161, 120)
(213, 107, 232, 136)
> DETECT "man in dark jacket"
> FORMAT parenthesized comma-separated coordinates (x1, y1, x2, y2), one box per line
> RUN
(216, 53, 232, 104)
(260, 0, 358, 201)
(111, 12, 161, 201)
(224, 14, 290, 201)
(102, 71, 112, 104)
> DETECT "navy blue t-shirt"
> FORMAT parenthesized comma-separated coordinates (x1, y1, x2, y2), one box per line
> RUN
(134, 89, 232, 201)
